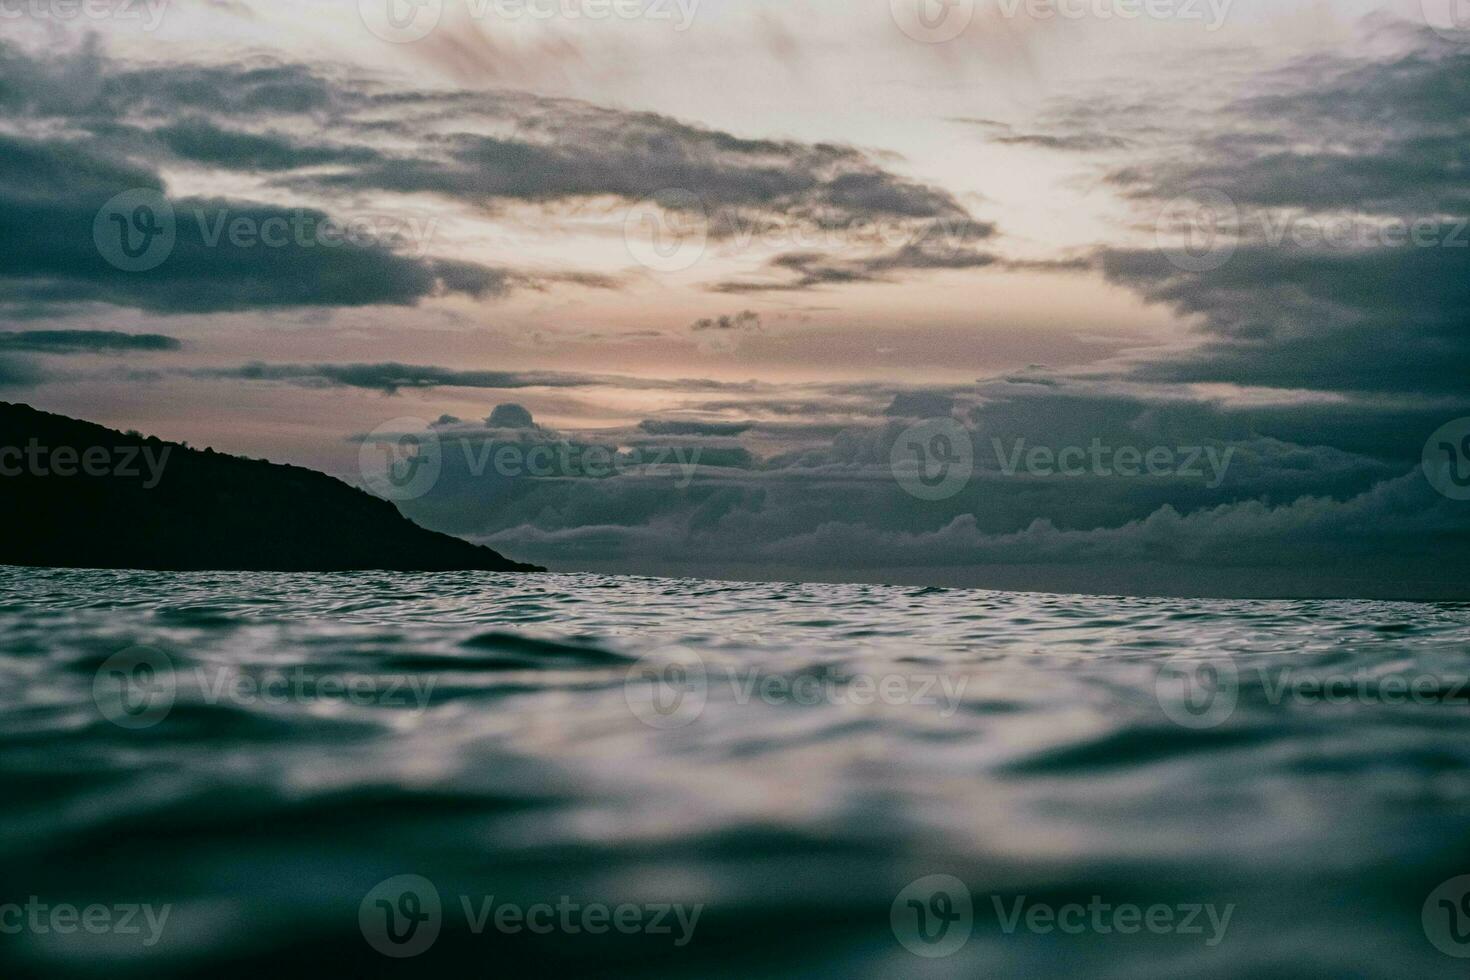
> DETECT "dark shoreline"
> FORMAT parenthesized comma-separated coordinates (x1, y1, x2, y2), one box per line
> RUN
(0, 401, 543, 574)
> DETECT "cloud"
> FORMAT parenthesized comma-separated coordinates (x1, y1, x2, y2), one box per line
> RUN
(0, 132, 512, 315)
(0, 37, 985, 310)
(0, 355, 45, 388)
(692, 311, 761, 332)
(487, 403, 536, 429)
(190, 362, 766, 394)
(885, 391, 955, 418)
(638, 420, 754, 437)
(150, 117, 383, 172)
(296, 106, 972, 232)
(1084, 31, 1470, 397)
(712, 231, 1000, 293)
(0, 330, 181, 353)
(350, 363, 1468, 597)
(951, 117, 1131, 152)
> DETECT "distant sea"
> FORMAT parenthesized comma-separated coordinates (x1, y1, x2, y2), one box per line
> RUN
(3, 567, 1469, 977)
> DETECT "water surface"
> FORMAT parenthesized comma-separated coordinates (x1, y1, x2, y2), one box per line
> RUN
(3, 568, 1469, 977)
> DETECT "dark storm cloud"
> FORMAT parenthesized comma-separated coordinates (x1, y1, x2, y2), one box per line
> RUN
(885, 391, 955, 418)
(0, 330, 181, 353)
(1086, 32, 1470, 396)
(102, 60, 343, 118)
(0, 40, 339, 120)
(639, 420, 755, 437)
(190, 362, 766, 395)
(0, 355, 45, 388)
(1099, 243, 1470, 395)
(0, 38, 984, 311)
(0, 132, 511, 314)
(299, 121, 967, 227)
(358, 362, 1467, 597)
(0, 40, 969, 229)
(151, 118, 383, 172)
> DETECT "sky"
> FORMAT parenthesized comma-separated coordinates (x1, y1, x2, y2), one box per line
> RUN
(1, 0, 1468, 597)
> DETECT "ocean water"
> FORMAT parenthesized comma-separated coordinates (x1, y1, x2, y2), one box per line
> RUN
(2, 567, 1470, 978)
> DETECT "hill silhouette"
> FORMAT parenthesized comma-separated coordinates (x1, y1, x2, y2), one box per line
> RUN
(0, 402, 542, 573)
